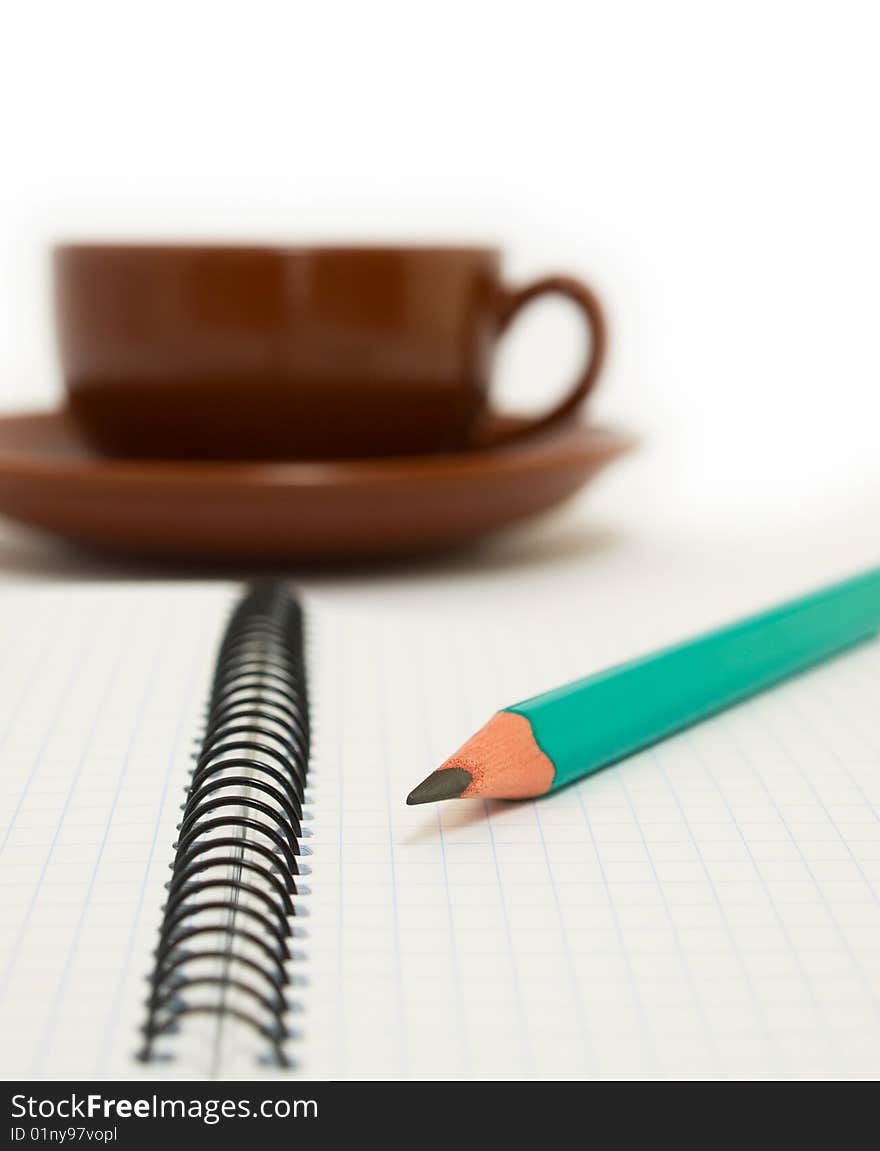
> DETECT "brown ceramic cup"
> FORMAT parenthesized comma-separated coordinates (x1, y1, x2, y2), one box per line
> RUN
(53, 244, 606, 460)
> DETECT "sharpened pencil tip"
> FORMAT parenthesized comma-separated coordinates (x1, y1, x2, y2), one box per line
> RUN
(406, 766, 473, 805)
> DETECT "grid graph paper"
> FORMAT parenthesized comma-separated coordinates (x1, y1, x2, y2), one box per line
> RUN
(1, 581, 879, 1079)
(0, 582, 236, 1079)
(298, 599, 880, 1081)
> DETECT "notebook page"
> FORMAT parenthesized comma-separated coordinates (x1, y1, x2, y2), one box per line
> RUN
(0, 582, 237, 1079)
(298, 597, 880, 1081)
(2, 579, 879, 1081)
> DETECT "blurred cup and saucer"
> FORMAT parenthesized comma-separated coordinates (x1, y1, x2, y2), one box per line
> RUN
(0, 242, 635, 561)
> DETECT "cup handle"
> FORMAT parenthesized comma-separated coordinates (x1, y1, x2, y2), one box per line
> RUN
(485, 275, 606, 445)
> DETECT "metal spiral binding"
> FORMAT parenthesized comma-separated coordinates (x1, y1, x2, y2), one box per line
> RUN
(139, 582, 310, 1069)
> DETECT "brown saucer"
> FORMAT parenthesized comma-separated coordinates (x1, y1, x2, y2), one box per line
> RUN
(0, 409, 635, 562)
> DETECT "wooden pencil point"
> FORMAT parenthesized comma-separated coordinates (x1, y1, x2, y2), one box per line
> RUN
(408, 712, 556, 804)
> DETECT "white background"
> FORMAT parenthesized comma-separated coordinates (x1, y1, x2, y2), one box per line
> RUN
(1, 0, 878, 538)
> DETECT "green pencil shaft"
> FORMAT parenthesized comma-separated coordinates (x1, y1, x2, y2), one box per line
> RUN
(505, 566, 880, 791)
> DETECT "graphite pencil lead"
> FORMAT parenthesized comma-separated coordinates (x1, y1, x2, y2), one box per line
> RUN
(406, 766, 473, 805)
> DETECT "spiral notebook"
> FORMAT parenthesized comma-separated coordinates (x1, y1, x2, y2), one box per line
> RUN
(1, 577, 879, 1081)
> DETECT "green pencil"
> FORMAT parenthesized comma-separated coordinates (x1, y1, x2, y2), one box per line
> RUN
(407, 565, 880, 804)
